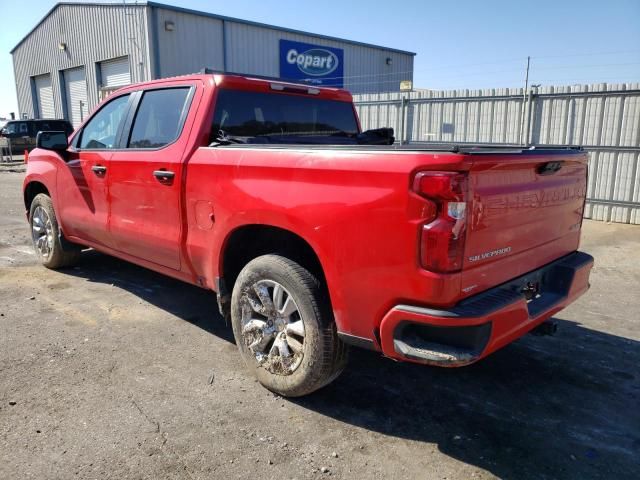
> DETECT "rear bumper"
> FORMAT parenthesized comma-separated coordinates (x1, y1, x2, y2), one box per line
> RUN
(379, 251, 594, 366)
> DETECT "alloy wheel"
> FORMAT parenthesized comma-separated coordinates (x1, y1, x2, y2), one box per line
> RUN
(240, 280, 306, 375)
(31, 206, 54, 260)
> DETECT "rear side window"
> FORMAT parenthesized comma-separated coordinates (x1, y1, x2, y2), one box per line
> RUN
(80, 94, 130, 149)
(128, 88, 190, 149)
(210, 89, 358, 139)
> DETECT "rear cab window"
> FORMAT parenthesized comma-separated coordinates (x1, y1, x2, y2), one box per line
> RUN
(210, 89, 359, 144)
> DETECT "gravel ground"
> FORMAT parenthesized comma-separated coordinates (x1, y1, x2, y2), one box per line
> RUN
(0, 171, 638, 479)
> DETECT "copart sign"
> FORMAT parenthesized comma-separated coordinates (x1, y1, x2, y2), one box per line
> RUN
(279, 39, 344, 87)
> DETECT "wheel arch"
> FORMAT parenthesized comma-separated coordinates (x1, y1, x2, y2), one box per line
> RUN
(221, 224, 326, 292)
(23, 180, 51, 213)
(218, 224, 340, 327)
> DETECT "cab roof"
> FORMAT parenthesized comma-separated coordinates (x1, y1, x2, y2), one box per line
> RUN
(118, 72, 354, 103)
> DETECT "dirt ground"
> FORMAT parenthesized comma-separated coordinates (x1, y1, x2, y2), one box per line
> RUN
(0, 170, 638, 480)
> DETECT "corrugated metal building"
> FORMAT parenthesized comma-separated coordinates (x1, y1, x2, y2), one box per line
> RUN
(11, 1, 415, 126)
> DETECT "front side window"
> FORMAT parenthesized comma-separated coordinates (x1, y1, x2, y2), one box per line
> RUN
(79, 94, 130, 149)
(210, 89, 359, 141)
(128, 88, 190, 149)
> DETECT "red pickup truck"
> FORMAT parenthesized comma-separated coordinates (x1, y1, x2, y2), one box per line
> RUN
(23, 73, 593, 396)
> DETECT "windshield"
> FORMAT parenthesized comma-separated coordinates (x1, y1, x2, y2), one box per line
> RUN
(210, 89, 358, 143)
(4, 123, 17, 134)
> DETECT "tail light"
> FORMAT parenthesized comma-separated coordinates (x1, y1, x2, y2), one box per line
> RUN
(413, 171, 469, 273)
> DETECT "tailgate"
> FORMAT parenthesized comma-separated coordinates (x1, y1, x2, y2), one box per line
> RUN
(460, 149, 588, 297)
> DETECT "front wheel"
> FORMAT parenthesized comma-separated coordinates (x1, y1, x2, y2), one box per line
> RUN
(230, 255, 348, 397)
(29, 193, 81, 269)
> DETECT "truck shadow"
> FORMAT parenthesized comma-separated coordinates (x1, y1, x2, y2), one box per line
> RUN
(66, 250, 235, 343)
(66, 250, 639, 480)
(295, 326, 640, 479)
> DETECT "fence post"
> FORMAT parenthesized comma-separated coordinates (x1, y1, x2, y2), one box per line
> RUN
(524, 88, 533, 146)
(399, 95, 408, 145)
(526, 87, 539, 145)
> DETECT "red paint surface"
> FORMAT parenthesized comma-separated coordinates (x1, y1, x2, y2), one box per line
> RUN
(23, 74, 592, 364)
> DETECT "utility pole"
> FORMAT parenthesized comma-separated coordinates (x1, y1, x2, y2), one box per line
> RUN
(519, 56, 530, 146)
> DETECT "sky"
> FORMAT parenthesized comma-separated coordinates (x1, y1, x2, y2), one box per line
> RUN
(0, 0, 639, 117)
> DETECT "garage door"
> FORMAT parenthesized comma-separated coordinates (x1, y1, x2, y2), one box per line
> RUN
(63, 67, 88, 127)
(34, 74, 55, 119)
(100, 57, 131, 88)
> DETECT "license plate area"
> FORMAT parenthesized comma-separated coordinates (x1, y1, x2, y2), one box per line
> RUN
(446, 252, 592, 320)
(521, 281, 541, 303)
(510, 269, 563, 317)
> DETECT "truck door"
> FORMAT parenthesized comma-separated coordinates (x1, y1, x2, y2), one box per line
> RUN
(107, 85, 195, 270)
(56, 93, 132, 246)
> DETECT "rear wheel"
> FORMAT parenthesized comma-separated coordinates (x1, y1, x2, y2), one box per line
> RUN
(29, 193, 81, 269)
(230, 255, 348, 397)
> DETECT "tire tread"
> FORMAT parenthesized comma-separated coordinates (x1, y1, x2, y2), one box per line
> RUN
(231, 254, 348, 396)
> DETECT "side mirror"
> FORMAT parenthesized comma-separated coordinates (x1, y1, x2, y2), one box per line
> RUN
(36, 131, 69, 152)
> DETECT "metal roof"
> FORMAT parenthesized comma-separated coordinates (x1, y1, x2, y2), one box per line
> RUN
(11, 1, 417, 56)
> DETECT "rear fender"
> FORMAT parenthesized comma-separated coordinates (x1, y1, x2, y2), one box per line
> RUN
(213, 213, 347, 332)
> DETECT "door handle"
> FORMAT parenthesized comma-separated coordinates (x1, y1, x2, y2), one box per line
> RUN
(153, 170, 175, 182)
(91, 165, 107, 175)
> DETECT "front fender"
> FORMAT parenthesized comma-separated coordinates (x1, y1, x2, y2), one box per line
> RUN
(23, 154, 59, 216)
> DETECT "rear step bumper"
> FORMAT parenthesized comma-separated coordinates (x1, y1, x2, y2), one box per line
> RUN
(379, 251, 594, 366)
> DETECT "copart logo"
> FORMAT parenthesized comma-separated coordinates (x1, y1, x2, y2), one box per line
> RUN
(286, 48, 339, 76)
(468, 246, 512, 263)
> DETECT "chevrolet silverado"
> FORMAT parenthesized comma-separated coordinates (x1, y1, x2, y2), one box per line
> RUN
(23, 73, 593, 396)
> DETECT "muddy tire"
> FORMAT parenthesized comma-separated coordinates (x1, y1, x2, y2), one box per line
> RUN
(29, 193, 81, 269)
(230, 255, 348, 397)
